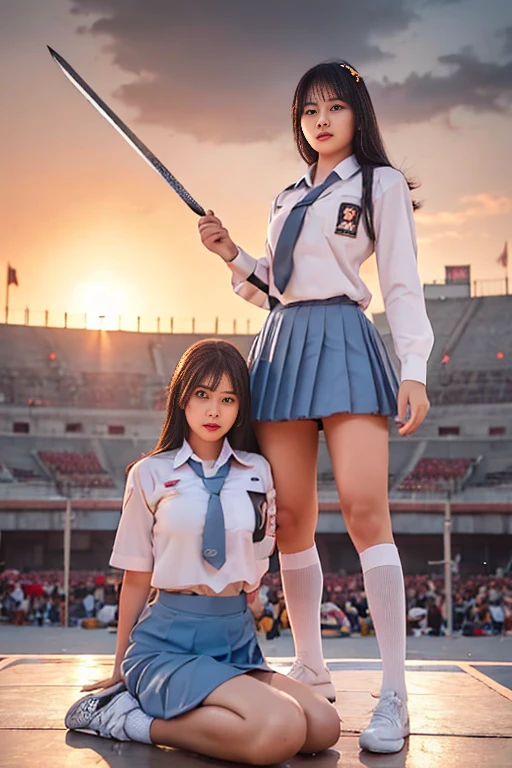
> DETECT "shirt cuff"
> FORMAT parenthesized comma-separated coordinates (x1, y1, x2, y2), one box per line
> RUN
(400, 354, 427, 385)
(226, 247, 257, 281)
(109, 553, 154, 572)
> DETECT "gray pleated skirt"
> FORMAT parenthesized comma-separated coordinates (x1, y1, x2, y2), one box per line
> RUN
(248, 295, 399, 422)
(121, 591, 269, 720)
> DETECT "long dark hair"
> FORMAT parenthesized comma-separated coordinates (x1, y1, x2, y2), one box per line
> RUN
(292, 60, 420, 216)
(128, 340, 257, 471)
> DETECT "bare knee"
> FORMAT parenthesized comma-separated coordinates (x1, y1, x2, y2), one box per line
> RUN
(342, 498, 391, 550)
(248, 699, 307, 765)
(276, 505, 316, 551)
(302, 700, 341, 754)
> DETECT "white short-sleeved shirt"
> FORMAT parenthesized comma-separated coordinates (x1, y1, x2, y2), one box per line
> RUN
(109, 438, 276, 595)
(227, 154, 434, 385)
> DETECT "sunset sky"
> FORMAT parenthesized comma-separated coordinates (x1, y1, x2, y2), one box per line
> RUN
(2, 0, 511, 333)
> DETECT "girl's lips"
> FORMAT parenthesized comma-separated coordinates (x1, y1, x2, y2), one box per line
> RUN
(204, 424, 220, 431)
(317, 133, 333, 141)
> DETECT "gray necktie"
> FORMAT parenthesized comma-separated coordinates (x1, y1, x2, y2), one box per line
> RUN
(273, 171, 340, 294)
(188, 457, 231, 570)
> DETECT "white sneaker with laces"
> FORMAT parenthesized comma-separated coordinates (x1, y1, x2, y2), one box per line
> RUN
(359, 690, 410, 753)
(65, 683, 139, 741)
(287, 660, 336, 702)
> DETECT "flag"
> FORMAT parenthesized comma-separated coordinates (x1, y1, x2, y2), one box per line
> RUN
(7, 265, 18, 287)
(497, 242, 508, 269)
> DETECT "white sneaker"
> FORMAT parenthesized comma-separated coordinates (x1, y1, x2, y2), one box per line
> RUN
(65, 683, 139, 741)
(359, 690, 410, 753)
(287, 660, 336, 702)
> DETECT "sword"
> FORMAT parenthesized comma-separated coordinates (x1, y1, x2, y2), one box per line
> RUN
(47, 46, 206, 217)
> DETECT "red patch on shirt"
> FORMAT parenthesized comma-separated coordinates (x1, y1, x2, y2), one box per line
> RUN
(164, 479, 180, 488)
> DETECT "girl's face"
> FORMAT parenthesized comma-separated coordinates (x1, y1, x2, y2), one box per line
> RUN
(184, 372, 239, 448)
(300, 88, 356, 160)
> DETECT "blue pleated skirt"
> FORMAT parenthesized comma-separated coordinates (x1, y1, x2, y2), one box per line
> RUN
(121, 591, 269, 720)
(248, 296, 399, 423)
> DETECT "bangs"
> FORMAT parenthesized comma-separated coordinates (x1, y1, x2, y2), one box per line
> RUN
(299, 66, 354, 112)
(180, 358, 234, 406)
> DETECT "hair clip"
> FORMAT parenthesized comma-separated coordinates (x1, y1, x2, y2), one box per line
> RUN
(340, 63, 360, 82)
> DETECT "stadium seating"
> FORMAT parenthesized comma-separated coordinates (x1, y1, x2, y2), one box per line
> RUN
(37, 451, 115, 489)
(398, 457, 474, 492)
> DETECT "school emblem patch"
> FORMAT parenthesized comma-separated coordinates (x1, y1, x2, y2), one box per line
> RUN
(335, 202, 361, 238)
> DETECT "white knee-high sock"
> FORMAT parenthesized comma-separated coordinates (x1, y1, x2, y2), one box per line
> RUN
(360, 543, 407, 702)
(279, 545, 325, 672)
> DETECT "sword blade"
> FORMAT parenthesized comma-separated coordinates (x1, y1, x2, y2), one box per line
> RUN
(48, 46, 206, 216)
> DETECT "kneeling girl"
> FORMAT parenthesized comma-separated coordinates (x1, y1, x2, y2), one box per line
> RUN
(65, 339, 340, 765)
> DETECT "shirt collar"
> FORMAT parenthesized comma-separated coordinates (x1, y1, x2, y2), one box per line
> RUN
(174, 437, 253, 470)
(294, 154, 360, 189)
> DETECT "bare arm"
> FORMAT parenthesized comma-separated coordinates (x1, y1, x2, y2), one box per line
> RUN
(81, 569, 152, 692)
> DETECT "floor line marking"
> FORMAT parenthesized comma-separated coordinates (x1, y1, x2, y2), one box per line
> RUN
(458, 662, 512, 702)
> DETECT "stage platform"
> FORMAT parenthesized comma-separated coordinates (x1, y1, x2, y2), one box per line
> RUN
(1, 655, 511, 767)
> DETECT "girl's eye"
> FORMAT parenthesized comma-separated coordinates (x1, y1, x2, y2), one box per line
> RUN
(331, 104, 345, 111)
(304, 108, 316, 116)
(223, 397, 236, 404)
(195, 389, 208, 398)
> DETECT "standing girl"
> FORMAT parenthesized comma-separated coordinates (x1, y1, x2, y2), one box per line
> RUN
(65, 339, 340, 765)
(199, 61, 434, 754)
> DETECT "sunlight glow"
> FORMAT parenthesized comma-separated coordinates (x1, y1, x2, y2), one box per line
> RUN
(80, 282, 123, 331)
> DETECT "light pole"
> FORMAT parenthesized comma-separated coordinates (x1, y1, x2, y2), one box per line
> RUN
(428, 486, 453, 636)
(58, 479, 73, 628)
(64, 496, 72, 628)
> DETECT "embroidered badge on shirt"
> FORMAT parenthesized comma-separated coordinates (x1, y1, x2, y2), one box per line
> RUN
(335, 202, 361, 238)
(164, 479, 180, 488)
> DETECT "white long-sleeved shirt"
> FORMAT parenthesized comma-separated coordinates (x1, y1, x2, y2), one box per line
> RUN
(227, 154, 434, 385)
(109, 438, 276, 595)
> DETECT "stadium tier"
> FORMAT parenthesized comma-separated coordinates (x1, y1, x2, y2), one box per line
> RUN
(0, 294, 511, 572)
(375, 295, 512, 406)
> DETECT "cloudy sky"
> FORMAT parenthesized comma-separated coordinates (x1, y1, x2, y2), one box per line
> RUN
(1, 0, 511, 332)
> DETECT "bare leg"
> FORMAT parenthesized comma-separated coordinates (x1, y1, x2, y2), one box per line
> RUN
(254, 420, 319, 553)
(252, 670, 341, 753)
(323, 413, 393, 552)
(255, 420, 329, 678)
(149, 674, 307, 765)
(323, 414, 407, 701)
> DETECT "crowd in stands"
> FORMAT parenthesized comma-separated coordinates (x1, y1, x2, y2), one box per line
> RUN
(0, 570, 120, 627)
(398, 458, 473, 493)
(2, 568, 510, 638)
(37, 451, 115, 489)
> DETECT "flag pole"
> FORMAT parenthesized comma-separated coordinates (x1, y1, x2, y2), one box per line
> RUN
(505, 242, 509, 296)
(505, 240, 509, 296)
(5, 264, 9, 324)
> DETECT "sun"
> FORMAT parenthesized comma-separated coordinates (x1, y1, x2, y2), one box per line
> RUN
(80, 281, 123, 330)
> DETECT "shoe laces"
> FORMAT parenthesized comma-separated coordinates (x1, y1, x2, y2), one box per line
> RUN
(288, 660, 318, 679)
(371, 694, 403, 726)
(73, 697, 101, 728)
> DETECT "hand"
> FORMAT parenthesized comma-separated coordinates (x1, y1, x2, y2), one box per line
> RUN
(198, 210, 238, 263)
(396, 380, 430, 436)
(81, 667, 124, 693)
